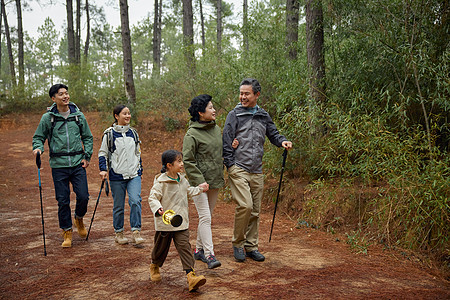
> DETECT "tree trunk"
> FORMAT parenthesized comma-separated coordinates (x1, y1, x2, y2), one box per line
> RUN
(0, 4, 2, 74)
(75, 0, 81, 64)
(66, 0, 76, 64)
(286, 0, 299, 60)
(305, 0, 325, 104)
(152, 0, 161, 77)
(1, 0, 16, 87)
(83, 0, 90, 63)
(119, 0, 136, 106)
(182, 0, 195, 74)
(199, 0, 205, 53)
(15, 0, 24, 87)
(216, 0, 222, 54)
(243, 0, 249, 54)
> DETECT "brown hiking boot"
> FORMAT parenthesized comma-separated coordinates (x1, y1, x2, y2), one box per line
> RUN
(186, 270, 206, 292)
(149, 263, 161, 282)
(61, 229, 72, 248)
(74, 217, 87, 238)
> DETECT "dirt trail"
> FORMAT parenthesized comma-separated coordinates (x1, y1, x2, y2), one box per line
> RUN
(0, 112, 448, 299)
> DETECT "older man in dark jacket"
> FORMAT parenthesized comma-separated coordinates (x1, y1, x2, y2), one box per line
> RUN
(223, 78, 292, 262)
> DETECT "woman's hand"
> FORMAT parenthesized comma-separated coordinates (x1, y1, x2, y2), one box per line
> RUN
(99, 171, 108, 180)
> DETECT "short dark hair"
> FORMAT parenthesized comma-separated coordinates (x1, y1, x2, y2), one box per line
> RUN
(240, 78, 261, 94)
(161, 150, 182, 173)
(113, 104, 128, 124)
(188, 94, 212, 122)
(49, 83, 68, 98)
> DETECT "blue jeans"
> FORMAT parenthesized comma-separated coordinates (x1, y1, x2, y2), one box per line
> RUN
(51, 164, 89, 230)
(110, 176, 142, 232)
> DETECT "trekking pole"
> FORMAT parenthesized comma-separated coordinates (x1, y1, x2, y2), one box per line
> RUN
(86, 178, 108, 241)
(36, 152, 47, 256)
(269, 148, 288, 243)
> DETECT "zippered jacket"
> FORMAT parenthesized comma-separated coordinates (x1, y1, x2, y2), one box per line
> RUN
(32, 102, 93, 169)
(182, 121, 224, 189)
(148, 173, 203, 231)
(222, 104, 287, 173)
(98, 124, 143, 181)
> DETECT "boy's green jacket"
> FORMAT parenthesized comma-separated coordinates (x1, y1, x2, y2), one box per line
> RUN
(182, 120, 224, 189)
(32, 102, 93, 169)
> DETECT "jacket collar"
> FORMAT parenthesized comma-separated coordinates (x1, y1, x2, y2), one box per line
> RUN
(48, 102, 79, 115)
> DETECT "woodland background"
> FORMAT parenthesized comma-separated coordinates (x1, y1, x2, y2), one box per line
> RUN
(0, 0, 448, 271)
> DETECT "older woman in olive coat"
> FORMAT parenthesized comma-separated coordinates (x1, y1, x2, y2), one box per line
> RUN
(182, 94, 224, 269)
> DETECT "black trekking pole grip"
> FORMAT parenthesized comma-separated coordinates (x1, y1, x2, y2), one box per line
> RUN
(269, 148, 288, 242)
(36, 151, 41, 169)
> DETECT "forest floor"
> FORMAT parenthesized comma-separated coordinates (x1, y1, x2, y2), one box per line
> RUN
(0, 112, 448, 299)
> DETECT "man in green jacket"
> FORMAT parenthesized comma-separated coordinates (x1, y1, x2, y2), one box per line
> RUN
(32, 83, 93, 248)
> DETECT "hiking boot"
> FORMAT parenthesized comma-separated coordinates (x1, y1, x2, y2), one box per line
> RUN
(131, 230, 144, 244)
(74, 217, 87, 238)
(150, 263, 161, 282)
(206, 255, 221, 269)
(61, 229, 72, 248)
(186, 270, 206, 292)
(115, 231, 129, 245)
(233, 246, 245, 262)
(246, 250, 265, 262)
(194, 249, 207, 263)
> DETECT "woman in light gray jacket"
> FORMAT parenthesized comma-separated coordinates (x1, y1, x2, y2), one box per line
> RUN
(98, 104, 144, 245)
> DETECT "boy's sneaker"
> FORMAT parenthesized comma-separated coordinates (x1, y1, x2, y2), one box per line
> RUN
(194, 249, 207, 263)
(233, 246, 245, 262)
(115, 232, 129, 245)
(245, 250, 265, 262)
(206, 255, 221, 269)
(131, 230, 145, 244)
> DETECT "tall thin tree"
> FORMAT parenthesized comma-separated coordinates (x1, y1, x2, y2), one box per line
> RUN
(83, 0, 90, 63)
(75, 0, 81, 64)
(182, 0, 195, 74)
(0, 4, 2, 74)
(15, 0, 24, 88)
(199, 0, 205, 53)
(119, 0, 136, 106)
(305, 0, 325, 104)
(286, 0, 299, 60)
(216, 0, 222, 54)
(152, 0, 161, 77)
(1, 0, 16, 87)
(66, 0, 76, 64)
(243, 0, 248, 54)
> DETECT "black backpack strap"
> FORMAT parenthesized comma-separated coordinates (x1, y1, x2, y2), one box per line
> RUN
(48, 114, 85, 158)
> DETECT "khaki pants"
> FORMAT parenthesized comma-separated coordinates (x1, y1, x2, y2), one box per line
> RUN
(228, 165, 264, 251)
(151, 229, 195, 270)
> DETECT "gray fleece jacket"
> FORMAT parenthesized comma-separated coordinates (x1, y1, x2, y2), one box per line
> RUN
(222, 104, 287, 173)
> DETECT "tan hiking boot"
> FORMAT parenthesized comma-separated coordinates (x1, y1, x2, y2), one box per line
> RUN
(115, 232, 129, 244)
(186, 270, 206, 292)
(61, 229, 72, 248)
(150, 263, 161, 282)
(131, 230, 144, 244)
(74, 217, 87, 238)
